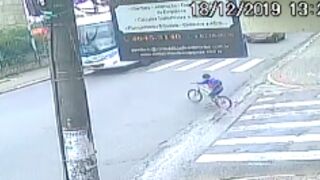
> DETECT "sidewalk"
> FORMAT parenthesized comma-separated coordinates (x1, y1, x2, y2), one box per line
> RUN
(269, 35, 320, 88)
(0, 67, 50, 94)
(180, 85, 320, 180)
(0, 61, 140, 94)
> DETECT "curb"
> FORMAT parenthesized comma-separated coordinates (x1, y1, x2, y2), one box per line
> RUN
(133, 33, 320, 180)
(268, 72, 320, 90)
(88, 61, 142, 75)
(267, 73, 302, 89)
(266, 33, 320, 89)
(0, 77, 50, 95)
(0, 62, 142, 95)
(0, 78, 10, 84)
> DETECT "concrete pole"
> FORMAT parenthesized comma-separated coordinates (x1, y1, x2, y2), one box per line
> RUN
(47, 0, 100, 179)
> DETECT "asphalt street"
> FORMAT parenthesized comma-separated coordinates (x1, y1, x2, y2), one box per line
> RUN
(182, 85, 320, 180)
(0, 33, 314, 180)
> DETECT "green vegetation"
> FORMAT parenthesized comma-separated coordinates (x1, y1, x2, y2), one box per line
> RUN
(0, 27, 34, 67)
(0, 26, 49, 77)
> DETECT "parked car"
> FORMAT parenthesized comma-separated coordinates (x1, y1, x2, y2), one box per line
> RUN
(245, 33, 286, 43)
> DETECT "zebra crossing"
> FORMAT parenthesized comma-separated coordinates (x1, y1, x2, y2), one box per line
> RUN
(146, 58, 266, 73)
(193, 85, 320, 177)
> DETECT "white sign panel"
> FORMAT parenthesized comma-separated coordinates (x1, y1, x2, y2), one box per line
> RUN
(115, 1, 233, 33)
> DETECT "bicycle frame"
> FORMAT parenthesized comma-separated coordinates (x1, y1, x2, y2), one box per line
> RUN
(196, 84, 211, 97)
(195, 84, 222, 100)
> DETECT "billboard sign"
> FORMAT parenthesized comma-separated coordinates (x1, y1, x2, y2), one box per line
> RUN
(110, 0, 248, 61)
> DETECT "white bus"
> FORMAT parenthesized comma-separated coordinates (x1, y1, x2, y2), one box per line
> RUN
(76, 11, 120, 68)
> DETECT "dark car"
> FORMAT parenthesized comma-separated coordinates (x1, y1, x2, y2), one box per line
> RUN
(245, 33, 286, 43)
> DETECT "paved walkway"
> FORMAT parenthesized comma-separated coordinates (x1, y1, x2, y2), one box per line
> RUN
(0, 67, 49, 94)
(270, 35, 320, 88)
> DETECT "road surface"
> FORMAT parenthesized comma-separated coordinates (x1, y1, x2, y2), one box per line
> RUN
(0, 33, 314, 180)
(182, 84, 320, 179)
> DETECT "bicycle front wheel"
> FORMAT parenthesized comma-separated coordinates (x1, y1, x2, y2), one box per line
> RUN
(187, 89, 203, 103)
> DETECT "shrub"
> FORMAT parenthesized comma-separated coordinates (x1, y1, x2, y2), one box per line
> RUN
(0, 27, 35, 68)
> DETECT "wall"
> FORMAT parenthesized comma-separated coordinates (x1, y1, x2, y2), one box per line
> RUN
(0, 0, 26, 29)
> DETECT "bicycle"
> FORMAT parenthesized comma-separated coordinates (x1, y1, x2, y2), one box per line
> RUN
(187, 83, 232, 110)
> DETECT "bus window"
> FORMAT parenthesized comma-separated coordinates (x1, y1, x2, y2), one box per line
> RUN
(78, 22, 116, 57)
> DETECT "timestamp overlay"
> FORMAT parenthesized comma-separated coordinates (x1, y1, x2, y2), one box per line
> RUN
(110, 0, 248, 61)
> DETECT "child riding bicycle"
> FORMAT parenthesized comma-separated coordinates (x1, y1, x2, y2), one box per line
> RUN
(196, 74, 223, 98)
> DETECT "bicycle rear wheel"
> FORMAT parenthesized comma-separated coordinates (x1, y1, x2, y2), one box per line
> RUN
(214, 96, 232, 110)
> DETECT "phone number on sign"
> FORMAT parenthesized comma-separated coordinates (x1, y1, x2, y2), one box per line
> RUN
(124, 34, 182, 42)
(189, 1, 282, 17)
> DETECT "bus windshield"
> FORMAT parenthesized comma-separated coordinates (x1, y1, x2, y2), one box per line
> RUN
(78, 21, 117, 57)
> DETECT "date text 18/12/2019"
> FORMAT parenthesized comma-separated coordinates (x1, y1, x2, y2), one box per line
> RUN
(189, 1, 282, 17)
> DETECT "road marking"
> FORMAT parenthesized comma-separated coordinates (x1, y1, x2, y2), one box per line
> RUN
(147, 60, 187, 72)
(230, 119, 320, 132)
(203, 58, 237, 71)
(262, 88, 305, 96)
(174, 59, 212, 71)
(214, 134, 320, 146)
(257, 86, 289, 92)
(196, 150, 320, 163)
(248, 100, 320, 111)
(256, 97, 275, 103)
(230, 58, 264, 73)
(233, 175, 296, 180)
(84, 69, 95, 75)
(240, 109, 320, 121)
(262, 91, 284, 96)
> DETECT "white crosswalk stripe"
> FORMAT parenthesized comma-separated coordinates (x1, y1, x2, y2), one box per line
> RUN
(248, 100, 320, 111)
(230, 119, 320, 132)
(215, 134, 320, 146)
(231, 58, 265, 73)
(147, 59, 187, 72)
(146, 58, 266, 73)
(239, 108, 320, 121)
(256, 84, 289, 91)
(174, 59, 212, 71)
(262, 91, 284, 96)
(255, 97, 275, 103)
(196, 150, 320, 163)
(232, 175, 297, 180)
(203, 58, 237, 71)
(195, 89, 320, 165)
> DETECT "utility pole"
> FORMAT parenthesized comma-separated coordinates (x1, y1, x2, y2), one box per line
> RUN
(44, 0, 100, 179)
